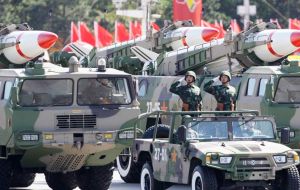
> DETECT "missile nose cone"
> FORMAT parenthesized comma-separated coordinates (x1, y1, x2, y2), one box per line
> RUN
(202, 28, 219, 42)
(291, 31, 300, 47)
(38, 32, 58, 49)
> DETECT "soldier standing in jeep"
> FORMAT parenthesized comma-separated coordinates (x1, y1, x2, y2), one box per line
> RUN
(169, 71, 202, 111)
(204, 70, 236, 111)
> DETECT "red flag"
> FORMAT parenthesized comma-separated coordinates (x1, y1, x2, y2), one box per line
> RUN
(201, 20, 213, 27)
(115, 22, 129, 42)
(130, 21, 142, 39)
(94, 22, 113, 47)
(151, 22, 160, 32)
(71, 22, 79, 42)
(289, 18, 300, 30)
(78, 22, 95, 46)
(213, 20, 225, 38)
(173, 0, 202, 26)
(230, 19, 241, 33)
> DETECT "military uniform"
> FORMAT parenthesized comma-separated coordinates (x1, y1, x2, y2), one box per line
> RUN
(204, 71, 236, 111)
(170, 81, 202, 111)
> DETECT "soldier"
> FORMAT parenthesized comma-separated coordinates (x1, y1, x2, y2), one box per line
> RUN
(204, 71, 236, 111)
(169, 71, 202, 111)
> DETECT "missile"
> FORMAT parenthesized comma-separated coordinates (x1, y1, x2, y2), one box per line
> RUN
(0, 30, 58, 65)
(165, 27, 219, 50)
(245, 29, 300, 63)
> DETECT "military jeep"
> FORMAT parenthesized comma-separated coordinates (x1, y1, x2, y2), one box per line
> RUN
(0, 60, 140, 190)
(131, 110, 300, 190)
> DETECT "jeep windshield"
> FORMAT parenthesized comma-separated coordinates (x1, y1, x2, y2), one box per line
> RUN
(187, 121, 229, 140)
(232, 120, 275, 140)
(274, 76, 300, 103)
(77, 77, 132, 105)
(186, 120, 275, 141)
(19, 79, 73, 106)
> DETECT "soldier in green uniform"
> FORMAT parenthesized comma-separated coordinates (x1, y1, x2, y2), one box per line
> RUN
(204, 70, 236, 111)
(169, 71, 202, 111)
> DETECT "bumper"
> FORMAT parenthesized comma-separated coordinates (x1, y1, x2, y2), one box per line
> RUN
(16, 130, 132, 172)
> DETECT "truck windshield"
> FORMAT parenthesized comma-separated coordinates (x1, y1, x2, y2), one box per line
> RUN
(187, 121, 228, 140)
(274, 77, 300, 103)
(19, 79, 73, 106)
(232, 120, 275, 140)
(77, 77, 132, 105)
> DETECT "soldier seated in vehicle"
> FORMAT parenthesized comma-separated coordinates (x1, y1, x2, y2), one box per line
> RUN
(80, 78, 114, 105)
(234, 121, 262, 138)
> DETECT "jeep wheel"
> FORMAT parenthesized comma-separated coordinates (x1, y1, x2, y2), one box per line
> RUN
(0, 159, 12, 190)
(142, 124, 170, 139)
(191, 166, 218, 190)
(116, 148, 141, 183)
(76, 162, 114, 190)
(273, 165, 300, 190)
(141, 162, 165, 190)
(45, 172, 77, 190)
(10, 172, 35, 187)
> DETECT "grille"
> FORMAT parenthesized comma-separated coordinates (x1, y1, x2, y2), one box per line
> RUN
(56, 114, 96, 128)
(48, 154, 86, 172)
(237, 157, 270, 168)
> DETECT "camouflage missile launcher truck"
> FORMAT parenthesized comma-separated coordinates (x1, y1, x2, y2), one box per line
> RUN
(0, 58, 140, 190)
(132, 110, 300, 190)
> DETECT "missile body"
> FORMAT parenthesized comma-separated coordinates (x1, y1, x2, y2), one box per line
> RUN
(165, 27, 219, 50)
(246, 29, 300, 62)
(0, 31, 57, 64)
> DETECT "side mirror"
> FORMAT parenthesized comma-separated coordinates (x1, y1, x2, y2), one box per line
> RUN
(280, 128, 290, 144)
(177, 125, 187, 143)
(265, 83, 273, 101)
(10, 87, 19, 108)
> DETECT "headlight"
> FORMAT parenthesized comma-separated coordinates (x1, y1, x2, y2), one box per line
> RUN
(273, 155, 287, 163)
(22, 134, 39, 141)
(118, 131, 134, 139)
(219, 156, 232, 164)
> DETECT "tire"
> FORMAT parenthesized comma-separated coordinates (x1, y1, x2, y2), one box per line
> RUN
(273, 165, 300, 190)
(0, 159, 12, 190)
(142, 124, 170, 139)
(116, 148, 141, 183)
(191, 165, 218, 190)
(140, 162, 165, 190)
(10, 172, 36, 187)
(76, 162, 114, 190)
(45, 172, 77, 190)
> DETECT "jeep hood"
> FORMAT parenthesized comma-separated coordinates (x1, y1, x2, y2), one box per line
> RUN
(190, 141, 291, 155)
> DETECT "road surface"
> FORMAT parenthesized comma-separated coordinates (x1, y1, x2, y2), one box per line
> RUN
(11, 170, 190, 190)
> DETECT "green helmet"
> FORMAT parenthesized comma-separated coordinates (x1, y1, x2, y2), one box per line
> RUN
(185, 71, 196, 81)
(219, 70, 231, 81)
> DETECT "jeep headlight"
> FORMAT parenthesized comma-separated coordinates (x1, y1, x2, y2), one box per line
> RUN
(118, 130, 135, 139)
(219, 156, 233, 164)
(273, 155, 287, 164)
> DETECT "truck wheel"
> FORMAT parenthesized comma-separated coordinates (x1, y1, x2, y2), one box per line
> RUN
(0, 159, 12, 190)
(273, 165, 300, 190)
(142, 124, 170, 139)
(191, 166, 218, 190)
(77, 162, 114, 190)
(140, 162, 165, 190)
(10, 172, 36, 187)
(116, 148, 141, 183)
(45, 172, 77, 190)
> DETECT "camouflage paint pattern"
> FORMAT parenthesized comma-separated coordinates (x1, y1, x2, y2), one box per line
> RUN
(0, 62, 141, 172)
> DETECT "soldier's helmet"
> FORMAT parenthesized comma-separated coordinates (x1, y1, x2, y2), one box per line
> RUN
(185, 71, 196, 81)
(219, 70, 231, 81)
